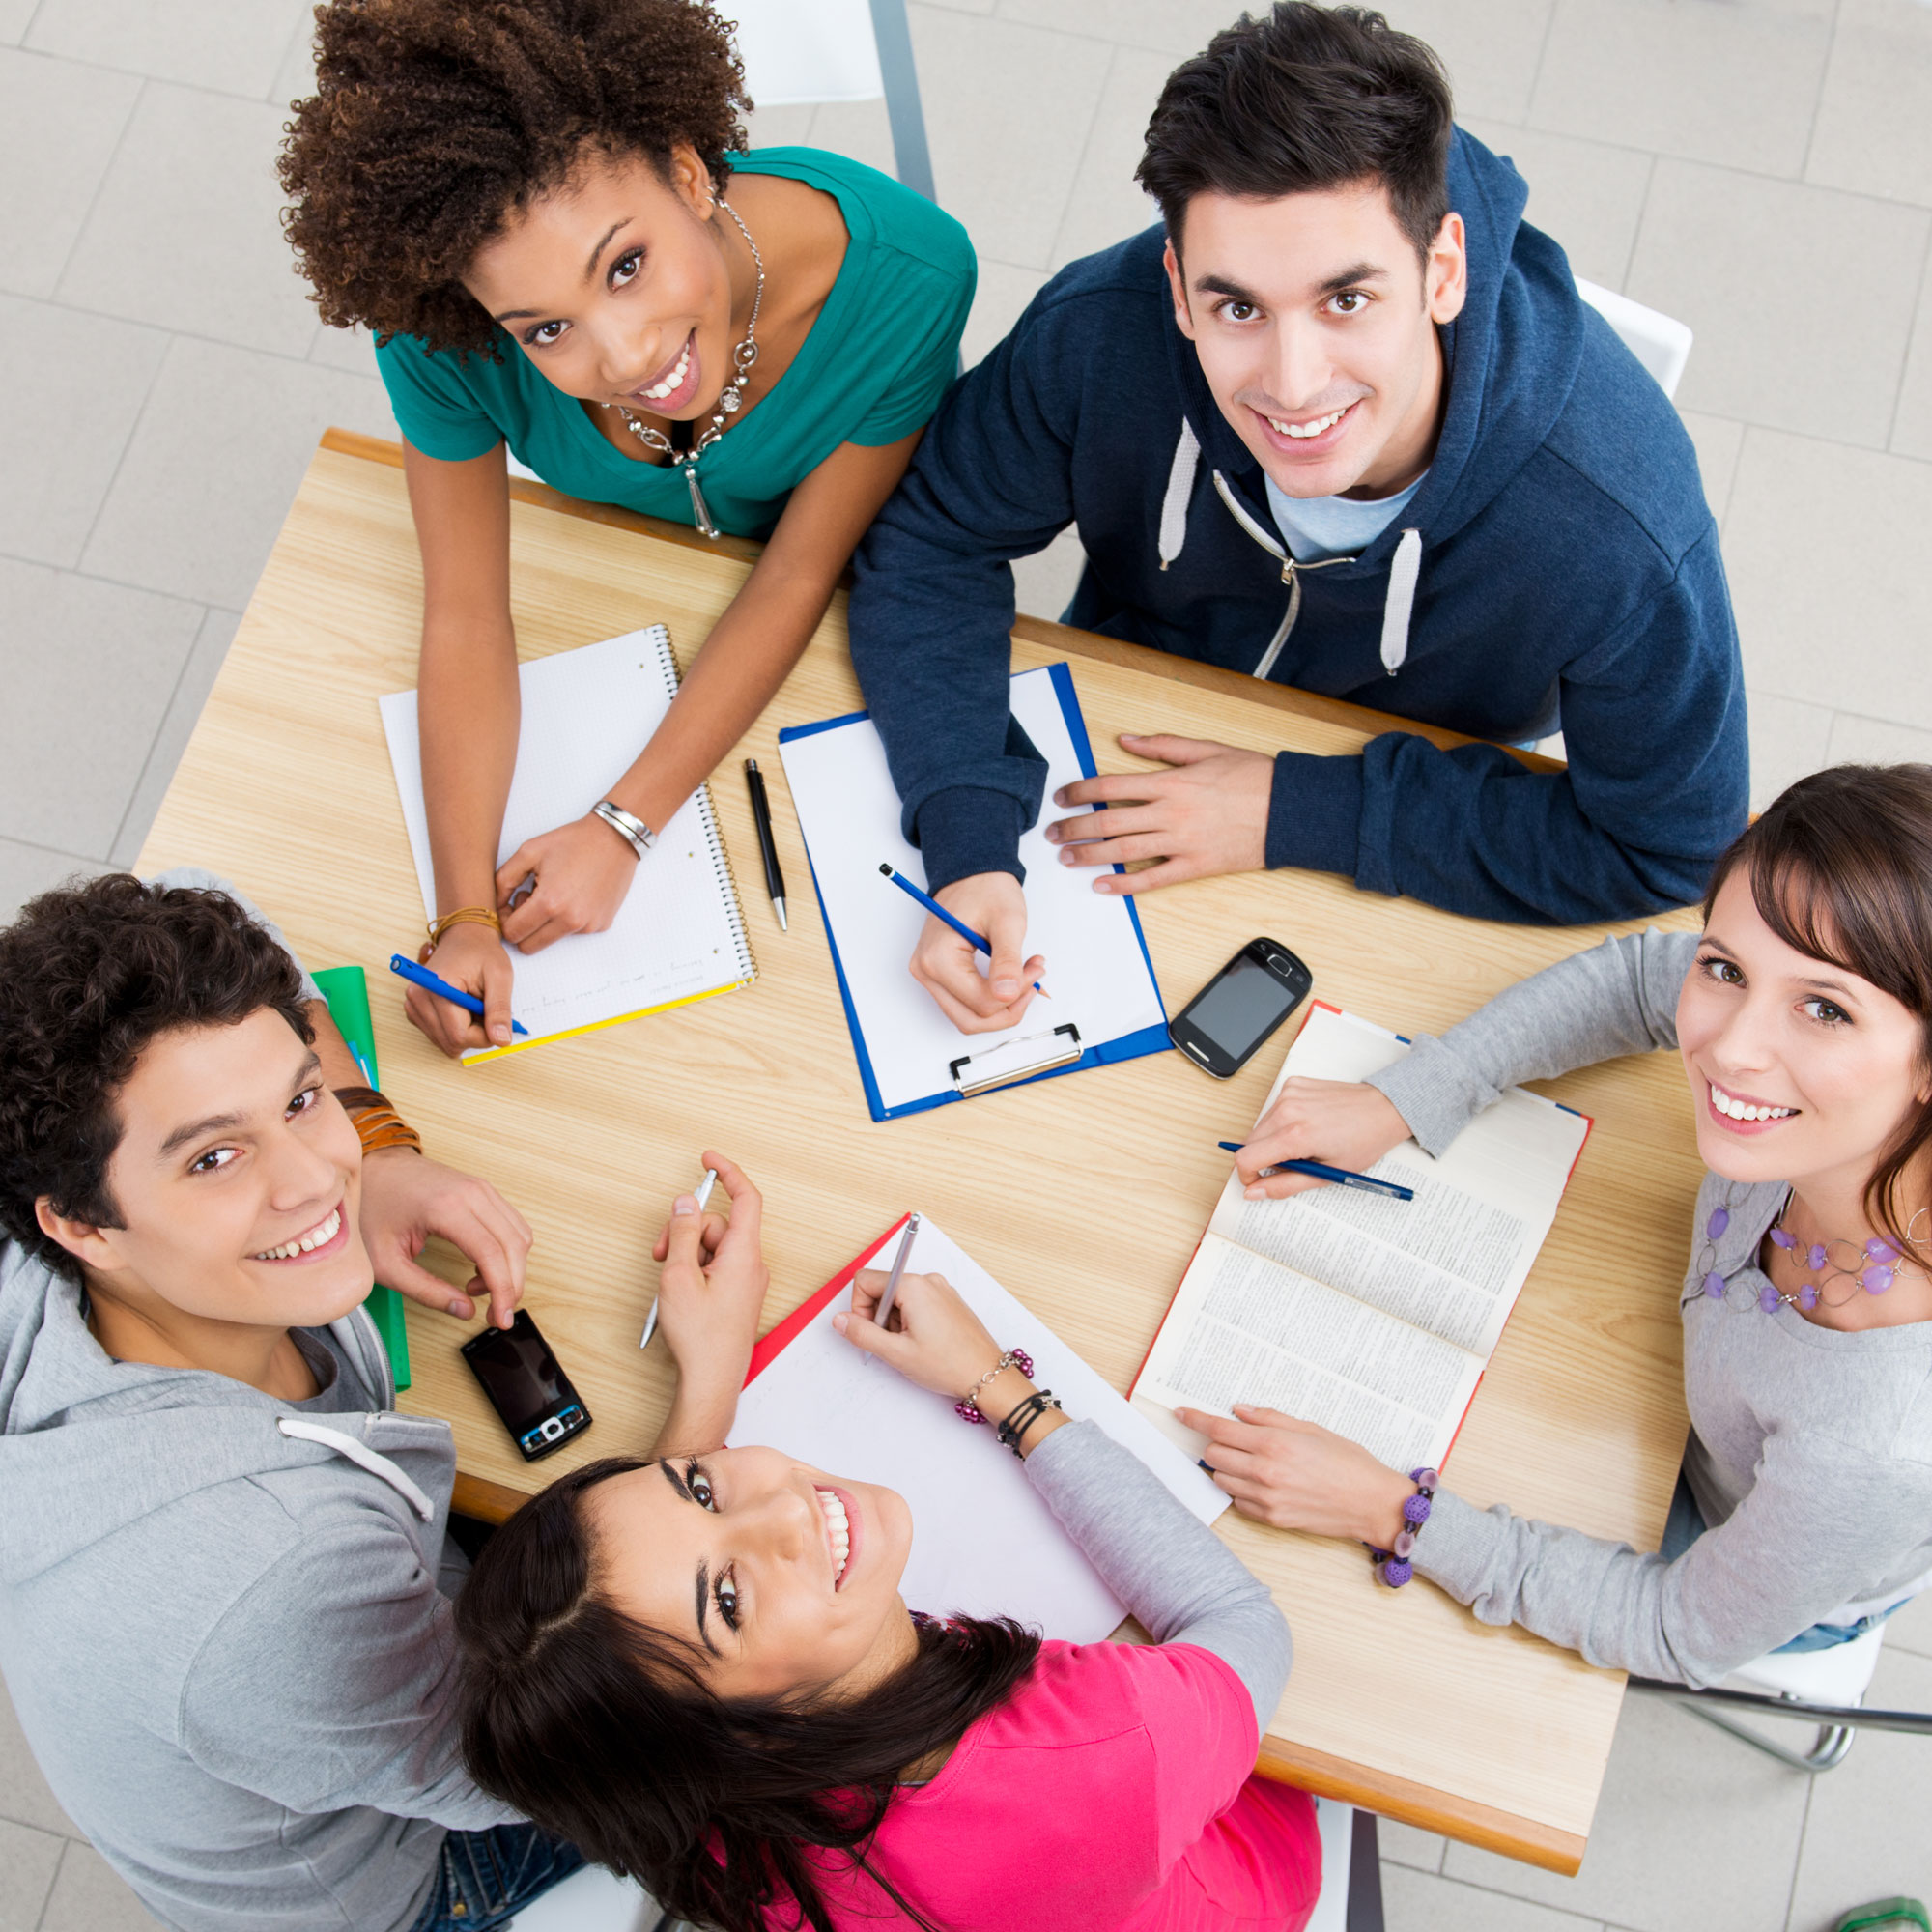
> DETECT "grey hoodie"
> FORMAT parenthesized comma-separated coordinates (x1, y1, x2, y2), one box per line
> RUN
(0, 875, 514, 1932)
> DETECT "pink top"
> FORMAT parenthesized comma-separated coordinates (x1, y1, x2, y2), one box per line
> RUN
(777, 1640, 1321, 1931)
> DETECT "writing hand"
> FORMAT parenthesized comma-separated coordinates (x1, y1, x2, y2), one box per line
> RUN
(497, 812, 640, 956)
(1237, 1078, 1411, 1199)
(908, 871, 1044, 1036)
(835, 1268, 1002, 1396)
(1047, 732, 1272, 893)
(404, 919, 516, 1057)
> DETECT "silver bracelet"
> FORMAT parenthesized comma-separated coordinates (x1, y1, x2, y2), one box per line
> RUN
(591, 799, 657, 861)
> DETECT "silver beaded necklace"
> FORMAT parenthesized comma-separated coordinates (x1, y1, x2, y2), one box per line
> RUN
(607, 197, 764, 539)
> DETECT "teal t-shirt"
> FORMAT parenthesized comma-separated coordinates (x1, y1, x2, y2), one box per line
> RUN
(374, 148, 976, 540)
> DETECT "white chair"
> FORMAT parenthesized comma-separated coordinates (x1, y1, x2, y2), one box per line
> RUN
(1574, 277, 1694, 400)
(1629, 1622, 1932, 1774)
(505, 1863, 662, 1931)
(731, 0, 935, 201)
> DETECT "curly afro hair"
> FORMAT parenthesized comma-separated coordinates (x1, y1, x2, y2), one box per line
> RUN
(279, 0, 752, 358)
(0, 875, 313, 1284)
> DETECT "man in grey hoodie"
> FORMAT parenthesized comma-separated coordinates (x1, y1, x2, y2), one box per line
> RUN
(0, 871, 769, 1932)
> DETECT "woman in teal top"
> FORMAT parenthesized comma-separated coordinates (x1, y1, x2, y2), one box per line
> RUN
(281, 0, 974, 1054)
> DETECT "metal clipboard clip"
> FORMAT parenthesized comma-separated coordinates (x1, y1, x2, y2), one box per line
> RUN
(948, 1023, 1084, 1099)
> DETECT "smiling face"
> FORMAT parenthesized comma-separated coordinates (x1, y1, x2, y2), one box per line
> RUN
(464, 143, 739, 421)
(45, 1009, 372, 1332)
(1165, 181, 1466, 501)
(584, 1448, 915, 1703)
(1677, 869, 1932, 1204)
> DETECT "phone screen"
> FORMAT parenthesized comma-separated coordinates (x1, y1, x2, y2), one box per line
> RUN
(1189, 951, 1301, 1061)
(465, 1318, 567, 1430)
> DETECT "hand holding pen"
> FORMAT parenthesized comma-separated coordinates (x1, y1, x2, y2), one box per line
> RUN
(883, 866, 1049, 1037)
(1232, 1076, 1415, 1201)
(643, 1155, 769, 1409)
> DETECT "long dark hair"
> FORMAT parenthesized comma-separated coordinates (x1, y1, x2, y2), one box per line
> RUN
(454, 1457, 1043, 1932)
(1704, 763, 1932, 1250)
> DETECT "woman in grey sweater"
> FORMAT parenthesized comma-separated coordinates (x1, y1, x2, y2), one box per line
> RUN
(1179, 763, 1932, 1689)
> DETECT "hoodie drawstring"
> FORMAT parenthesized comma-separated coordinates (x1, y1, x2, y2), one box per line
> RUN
(276, 1418, 435, 1522)
(1171, 423, 1424, 683)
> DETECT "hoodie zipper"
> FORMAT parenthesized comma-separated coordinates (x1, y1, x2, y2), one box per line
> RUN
(1209, 471, 1358, 681)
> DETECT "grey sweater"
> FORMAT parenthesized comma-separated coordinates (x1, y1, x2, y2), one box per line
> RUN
(1365, 928, 1932, 1687)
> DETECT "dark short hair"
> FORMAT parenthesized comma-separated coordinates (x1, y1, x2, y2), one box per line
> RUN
(1137, 4, 1454, 260)
(457, 1457, 1043, 1932)
(279, 0, 752, 357)
(0, 875, 313, 1283)
(1703, 764, 1932, 1254)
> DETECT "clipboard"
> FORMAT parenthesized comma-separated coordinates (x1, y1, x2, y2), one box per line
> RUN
(779, 664, 1170, 1122)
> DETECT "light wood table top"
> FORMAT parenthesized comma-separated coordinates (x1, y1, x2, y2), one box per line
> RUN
(139, 429, 1702, 1877)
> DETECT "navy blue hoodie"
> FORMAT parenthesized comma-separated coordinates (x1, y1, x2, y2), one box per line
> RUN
(847, 129, 1748, 924)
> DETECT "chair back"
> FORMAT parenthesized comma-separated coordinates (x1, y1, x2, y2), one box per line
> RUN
(731, 0, 885, 105)
(1574, 278, 1694, 400)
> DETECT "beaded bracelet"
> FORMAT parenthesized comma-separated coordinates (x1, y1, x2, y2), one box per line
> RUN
(953, 1347, 1034, 1423)
(995, 1388, 1063, 1458)
(1367, 1467, 1439, 1588)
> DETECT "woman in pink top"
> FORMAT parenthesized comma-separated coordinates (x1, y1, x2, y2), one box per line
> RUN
(454, 1250, 1319, 1932)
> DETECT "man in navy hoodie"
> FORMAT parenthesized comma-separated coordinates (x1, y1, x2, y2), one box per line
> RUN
(848, 4, 1747, 1034)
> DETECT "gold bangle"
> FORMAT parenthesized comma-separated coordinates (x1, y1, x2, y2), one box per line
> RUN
(426, 906, 501, 948)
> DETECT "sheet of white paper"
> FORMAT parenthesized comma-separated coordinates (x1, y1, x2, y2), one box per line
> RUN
(778, 667, 1166, 1113)
(729, 1218, 1226, 1643)
(381, 629, 753, 1057)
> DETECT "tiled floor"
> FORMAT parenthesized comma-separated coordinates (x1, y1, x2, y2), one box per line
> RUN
(3, 0, 1932, 1927)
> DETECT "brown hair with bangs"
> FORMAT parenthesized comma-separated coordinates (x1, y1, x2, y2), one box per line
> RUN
(1702, 763, 1932, 1251)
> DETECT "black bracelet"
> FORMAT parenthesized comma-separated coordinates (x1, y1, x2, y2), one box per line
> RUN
(995, 1388, 1063, 1458)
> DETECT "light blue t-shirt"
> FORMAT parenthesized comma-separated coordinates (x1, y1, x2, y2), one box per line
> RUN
(1264, 469, 1425, 564)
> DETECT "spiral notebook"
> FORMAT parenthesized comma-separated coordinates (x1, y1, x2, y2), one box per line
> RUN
(380, 626, 755, 1063)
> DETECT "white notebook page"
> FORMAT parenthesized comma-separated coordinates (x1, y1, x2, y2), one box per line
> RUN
(778, 666, 1166, 1113)
(730, 1218, 1225, 1642)
(381, 628, 753, 1059)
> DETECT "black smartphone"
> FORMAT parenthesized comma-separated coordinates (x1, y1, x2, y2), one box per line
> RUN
(1168, 937, 1313, 1079)
(460, 1309, 592, 1462)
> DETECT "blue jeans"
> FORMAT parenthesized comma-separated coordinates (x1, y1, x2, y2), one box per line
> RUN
(1660, 1471, 1910, 1653)
(408, 1822, 586, 1932)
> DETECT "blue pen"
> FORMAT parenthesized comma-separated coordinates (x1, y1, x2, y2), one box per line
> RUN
(1216, 1141, 1414, 1202)
(388, 955, 529, 1037)
(877, 865, 1048, 997)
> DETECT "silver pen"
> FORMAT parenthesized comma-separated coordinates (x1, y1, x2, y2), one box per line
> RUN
(639, 1167, 719, 1349)
(872, 1212, 921, 1328)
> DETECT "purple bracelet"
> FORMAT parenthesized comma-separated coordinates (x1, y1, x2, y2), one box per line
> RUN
(1369, 1468, 1439, 1587)
(954, 1347, 1034, 1422)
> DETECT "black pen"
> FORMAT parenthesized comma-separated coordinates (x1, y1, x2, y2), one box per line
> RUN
(744, 758, 788, 931)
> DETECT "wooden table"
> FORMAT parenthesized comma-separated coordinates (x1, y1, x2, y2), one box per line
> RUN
(139, 429, 1702, 1876)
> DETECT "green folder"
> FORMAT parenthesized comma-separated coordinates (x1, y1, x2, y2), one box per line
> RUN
(311, 965, 412, 1392)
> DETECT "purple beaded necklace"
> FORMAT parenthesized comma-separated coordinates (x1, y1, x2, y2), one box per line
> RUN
(1691, 1188, 1917, 1314)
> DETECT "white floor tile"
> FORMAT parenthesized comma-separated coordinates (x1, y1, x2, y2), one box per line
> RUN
(741, 102, 819, 151)
(1349, 0, 1559, 125)
(1891, 244, 1932, 461)
(1805, 0, 1932, 209)
(1783, 1646, 1932, 1932)
(0, 838, 103, 926)
(0, 1674, 85, 1840)
(0, 46, 140, 299)
(25, 0, 311, 98)
(1723, 429, 1932, 725)
(805, 95, 898, 180)
(904, 8, 1112, 271)
(1745, 690, 1834, 811)
(1461, 120, 1654, 295)
(1628, 162, 1930, 448)
(0, 0, 33, 43)
(56, 81, 319, 359)
(306, 320, 379, 377)
(1825, 710, 1932, 765)
(1885, 1589, 1932, 1658)
(1441, 1687, 1809, 1932)
(1047, 43, 1169, 273)
(0, 560, 202, 856)
(1377, 1817, 1448, 1874)
(1383, 1862, 1607, 1932)
(38, 1840, 160, 1931)
(110, 608, 241, 867)
(1529, 0, 1834, 180)
(79, 334, 397, 611)
(1676, 411, 1745, 527)
(961, 259, 1047, 369)
(0, 1814, 66, 1931)
(0, 297, 168, 567)
(267, 0, 316, 108)
(993, 0, 1253, 58)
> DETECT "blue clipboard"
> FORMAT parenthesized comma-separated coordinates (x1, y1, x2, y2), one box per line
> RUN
(780, 662, 1171, 1122)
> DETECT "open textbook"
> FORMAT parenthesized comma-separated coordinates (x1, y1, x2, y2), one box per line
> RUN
(381, 627, 754, 1063)
(1133, 1004, 1592, 1474)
